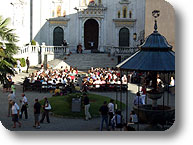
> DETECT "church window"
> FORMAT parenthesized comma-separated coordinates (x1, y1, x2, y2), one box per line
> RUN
(53, 27, 64, 46)
(123, 7, 127, 18)
(129, 11, 132, 18)
(119, 27, 130, 47)
(118, 11, 121, 18)
(52, 10, 55, 17)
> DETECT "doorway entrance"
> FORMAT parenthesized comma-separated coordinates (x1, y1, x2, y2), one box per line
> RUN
(84, 19, 99, 50)
(53, 27, 64, 46)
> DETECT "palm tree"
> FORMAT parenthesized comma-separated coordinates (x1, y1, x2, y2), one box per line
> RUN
(0, 15, 18, 84)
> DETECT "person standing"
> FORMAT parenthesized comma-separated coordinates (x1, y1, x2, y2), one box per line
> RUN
(17, 59, 21, 73)
(83, 93, 91, 121)
(26, 57, 30, 73)
(76, 43, 83, 54)
(129, 110, 138, 124)
(20, 93, 28, 119)
(140, 85, 147, 104)
(133, 92, 143, 106)
(33, 99, 41, 129)
(11, 101, 21, 128)
(108, 99, 115, 126)
(11, 82, 16, 95)
(8, 91, 16, 117)
(99, 101, 109, 131)
(62, 40, 67, 46)
(40, 97, 51, 123)
(111, 110, 123, 130)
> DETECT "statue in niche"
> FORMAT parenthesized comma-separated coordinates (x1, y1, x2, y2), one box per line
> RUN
(98, 0, 103, 6)
(63, 10, 66, 17)
(81, 0, 87, 6)
(57, 5, 61, 17)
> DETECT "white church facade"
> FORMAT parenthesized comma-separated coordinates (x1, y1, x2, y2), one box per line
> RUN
(1, 0, 146, 52)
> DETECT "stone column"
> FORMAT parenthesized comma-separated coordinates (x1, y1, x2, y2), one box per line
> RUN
(100, 18, 105, 52)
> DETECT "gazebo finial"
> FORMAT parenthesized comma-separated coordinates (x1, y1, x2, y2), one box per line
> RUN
(152, 10, 160, 32)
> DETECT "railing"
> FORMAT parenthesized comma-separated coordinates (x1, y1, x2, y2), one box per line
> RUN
(43, 46, 67, 54)
(17, 45, 139, 56)
(17, 45, 67, 55)
(19, 45, 39, 55)
(111, 47, 139, 55)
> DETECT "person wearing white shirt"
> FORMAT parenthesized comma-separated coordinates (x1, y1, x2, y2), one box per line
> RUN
(8, 91, 16, 117)
(93, 78, 101, 88)
(169, 77, 175, 95)
(133, 92, 143, 106)
(17, 60, 21, 73)
(122, 75, 127, 85)
(115, 79, 121, 85)
(111, 110, 123, 130)
(11, 101, 21, 128)
(108, 99, 115, 126)
(110, 79, 115, 84)
(130, 111, 138, 123)
(170, 77, 175, 87)
(20, 93, 28, 119)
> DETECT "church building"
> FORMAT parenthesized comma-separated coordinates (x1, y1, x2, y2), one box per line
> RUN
(1, 0, 146, 52)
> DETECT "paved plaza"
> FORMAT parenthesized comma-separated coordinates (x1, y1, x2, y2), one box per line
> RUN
(0, 69, 175, 131)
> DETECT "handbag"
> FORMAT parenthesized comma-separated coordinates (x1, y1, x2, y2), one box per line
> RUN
(45, 103, 51, 110)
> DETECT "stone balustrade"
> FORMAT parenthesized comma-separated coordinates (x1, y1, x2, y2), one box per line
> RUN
(110, 46, 139, 55)
(14, 44, 67, 66)
(18, 45, 67, 55)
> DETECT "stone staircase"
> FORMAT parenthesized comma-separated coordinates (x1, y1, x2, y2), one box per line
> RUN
(47, 53, 118, 71)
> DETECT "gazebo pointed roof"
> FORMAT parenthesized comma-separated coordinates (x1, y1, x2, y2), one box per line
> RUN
(117, 12, 175, 72)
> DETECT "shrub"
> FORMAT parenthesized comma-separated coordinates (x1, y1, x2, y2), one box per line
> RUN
(20, 58, 26, 67)
(31, 40, 36, 45)
(15, 58, 26, 67)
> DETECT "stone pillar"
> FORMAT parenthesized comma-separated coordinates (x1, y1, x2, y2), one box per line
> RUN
(43, 54, 47, 70)
(100, 18, 105, 52)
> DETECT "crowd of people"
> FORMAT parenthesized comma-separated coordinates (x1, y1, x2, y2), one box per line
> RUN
(7, 88, 139, 130)
(7, 89, 52, 129)
(82, 67, 129, 91)
(81, 67, 173, 92)
(3, 64, 175, 130)
(23, 66, 79, 96)
(98, 99, 137, 131)
(82, 93, 138, 131)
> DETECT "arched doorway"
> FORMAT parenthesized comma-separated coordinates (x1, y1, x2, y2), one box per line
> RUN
(119, 28, 130, 47)
(84, 19, 99, 50)
(53, 27, 64, 46)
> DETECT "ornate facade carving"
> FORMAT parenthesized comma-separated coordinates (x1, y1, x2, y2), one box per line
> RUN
(48, 17, 70, 27)
(79, 1, 106, 18)
(113, 19, 136, 27)
(119, 0, 131, 4)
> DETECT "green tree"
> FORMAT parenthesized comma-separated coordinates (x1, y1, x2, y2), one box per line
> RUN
(0, 16, 18, 84)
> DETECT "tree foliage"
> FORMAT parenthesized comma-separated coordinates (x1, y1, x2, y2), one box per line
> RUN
(0, 16, 19, 84)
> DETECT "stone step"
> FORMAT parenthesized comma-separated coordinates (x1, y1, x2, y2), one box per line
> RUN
(47, 53, 118, 70)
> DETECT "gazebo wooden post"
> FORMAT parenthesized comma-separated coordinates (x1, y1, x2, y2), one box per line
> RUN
(126, 71, 129, 123)
(162, 73, 166, 129)
(115, 89, 118, 110)
(167, 73, 170, 106)
(120, 69, 123, 112)
(137, 81, 140, 131)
